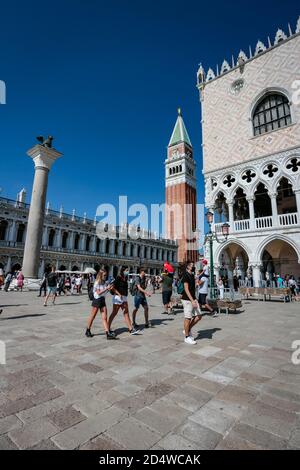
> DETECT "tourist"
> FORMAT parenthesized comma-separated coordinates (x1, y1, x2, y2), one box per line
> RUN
(75, 275, 82, 294)
(16, 270, 24, 292)
(288, 275, 298, 301)
(151, 276, 156, 294)
(87, 274, 94, 297)
(4, 272, 12, 292)
(65, 275, 71, 292)
(108, 266, 138, 336)
(85, 268, 116, 339)
(0, 268, 4, 290)
(44, 266, 58, 306)
(181, 261, 202, 345)
(197, 267, 215, 316)
(277, 274, 284, 288)
(132, 267, 151, 329)
(57, 275, 67, 296)
(38, 273, 47, 297)
(71, 275, 77, 295)
(160, 268, 173, 315)
(218, 278, 224, 299)
(297, 277, 300, 295)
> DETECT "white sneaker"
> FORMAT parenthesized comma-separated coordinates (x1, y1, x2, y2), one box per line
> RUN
(182, 330, 194, 340)
(184, 336, 197, 345)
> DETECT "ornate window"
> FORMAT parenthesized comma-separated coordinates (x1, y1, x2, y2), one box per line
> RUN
(242, 169, 256, 183)
(286, 158, 300, 173)
(253, 93, 291, 136)
(223, 174, 235, 188)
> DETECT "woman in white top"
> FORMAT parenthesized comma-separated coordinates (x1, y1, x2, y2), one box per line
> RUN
(85, 269, 115, 339)
(218, 278, 225, 299)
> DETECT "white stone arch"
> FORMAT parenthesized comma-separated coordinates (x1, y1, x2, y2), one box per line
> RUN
(249, 179, 272, 198)
(209, 186, 229, 207)
(228, 182, 250, 201)
(215, 238, 252, 265)
(272, 172, 296, 194)
(255, 234, 300, 264)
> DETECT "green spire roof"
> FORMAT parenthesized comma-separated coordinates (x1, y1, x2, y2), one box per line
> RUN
(168, 108, 192, 147)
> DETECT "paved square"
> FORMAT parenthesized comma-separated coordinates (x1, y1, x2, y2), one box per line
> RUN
(0, 290, 300, 450)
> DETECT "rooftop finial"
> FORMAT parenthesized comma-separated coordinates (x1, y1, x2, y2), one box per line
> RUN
(178, 107, 182, 116)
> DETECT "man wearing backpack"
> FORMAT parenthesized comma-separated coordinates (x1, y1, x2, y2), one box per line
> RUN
(44, 266, 58, 307)
(181, 261, 202, 345)
(132, 268, 151, 329)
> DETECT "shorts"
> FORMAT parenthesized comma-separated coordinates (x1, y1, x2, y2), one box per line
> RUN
(162, 291, 172, 305)
(92, 297, 106, 309)
(113, 295, 128, 305)
(198, 293, 208, 306)
(134, 295, 148, 309)
(182, 299, 202, 319)
(47, 286, 57, 294)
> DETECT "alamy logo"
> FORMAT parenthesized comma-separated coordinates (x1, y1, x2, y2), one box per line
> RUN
(0, 341, 6, 365)
(0, 80, 6, 104)
(291, 340, 300, 365)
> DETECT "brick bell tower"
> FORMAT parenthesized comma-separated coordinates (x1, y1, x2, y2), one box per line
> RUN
(165, 109, 198, 263)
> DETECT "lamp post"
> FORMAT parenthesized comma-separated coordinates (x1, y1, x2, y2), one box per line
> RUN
(205, 211, 230, 299)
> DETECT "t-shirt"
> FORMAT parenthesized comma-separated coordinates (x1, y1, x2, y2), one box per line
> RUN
(136, 275, 147, 298)
(93, 282, 108, 299)
(182, 271, 196, 301)
(199, 275, 209, 294)
(161, 273, 173, 292)
(114, 275, 128, 296)
(47, 272, 57, 287)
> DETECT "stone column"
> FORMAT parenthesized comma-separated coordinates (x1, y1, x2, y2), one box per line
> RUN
(109, 239, 115, 255)
(8, 220, 17, 242)
(5, 256, 12, 273)
(247, 197, 255, 230)
(55, 228, 62, 248)
(269, 192, 278, 227)
(294, 189, 300, 217)
(228, 201, 234, 232)
(118, 241, 123, 256)
(251, 263, 262, 287)
(68, 231, 75, 250)
(91, 235, 97, 252)
(22, 144, 62, 278)
(42, 227, 48, 246)
(38, 259, 45, 278)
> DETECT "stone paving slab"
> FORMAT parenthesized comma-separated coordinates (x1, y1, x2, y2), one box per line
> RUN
(1, 290, 300, 449)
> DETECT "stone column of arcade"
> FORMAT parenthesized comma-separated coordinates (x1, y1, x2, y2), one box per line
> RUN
(22, 141, 62, 281)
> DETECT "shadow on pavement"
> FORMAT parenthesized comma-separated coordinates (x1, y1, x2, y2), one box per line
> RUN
(0, 313, 46, 320)
(194, 327, 222, 341)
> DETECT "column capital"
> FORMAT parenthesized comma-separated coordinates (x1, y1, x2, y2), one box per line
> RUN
(246, 196, 255, 202)
(27, 144, 62, 171)
(248, 262, 262, 268)
(268, 191, 277, 199)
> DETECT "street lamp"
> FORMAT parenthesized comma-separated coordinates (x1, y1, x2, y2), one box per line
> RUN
(205, 211, 230, 299)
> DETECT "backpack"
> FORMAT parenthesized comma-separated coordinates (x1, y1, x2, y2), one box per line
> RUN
(177, 279, 184, 295)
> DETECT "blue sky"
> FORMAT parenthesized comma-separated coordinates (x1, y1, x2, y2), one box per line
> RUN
(0, 0, 299, 223)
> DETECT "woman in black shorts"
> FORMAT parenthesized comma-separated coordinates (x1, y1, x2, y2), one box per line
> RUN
(85, 268, 116, 339)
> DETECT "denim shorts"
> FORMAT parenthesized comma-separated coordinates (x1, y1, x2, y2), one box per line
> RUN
(47, 286, 57, 294)
(134, 295, 148, 309)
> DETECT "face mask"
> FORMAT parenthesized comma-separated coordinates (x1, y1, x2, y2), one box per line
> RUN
(124, 271, 129, 276)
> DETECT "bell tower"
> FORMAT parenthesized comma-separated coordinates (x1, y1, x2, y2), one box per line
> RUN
(165, 109, 198, 263)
